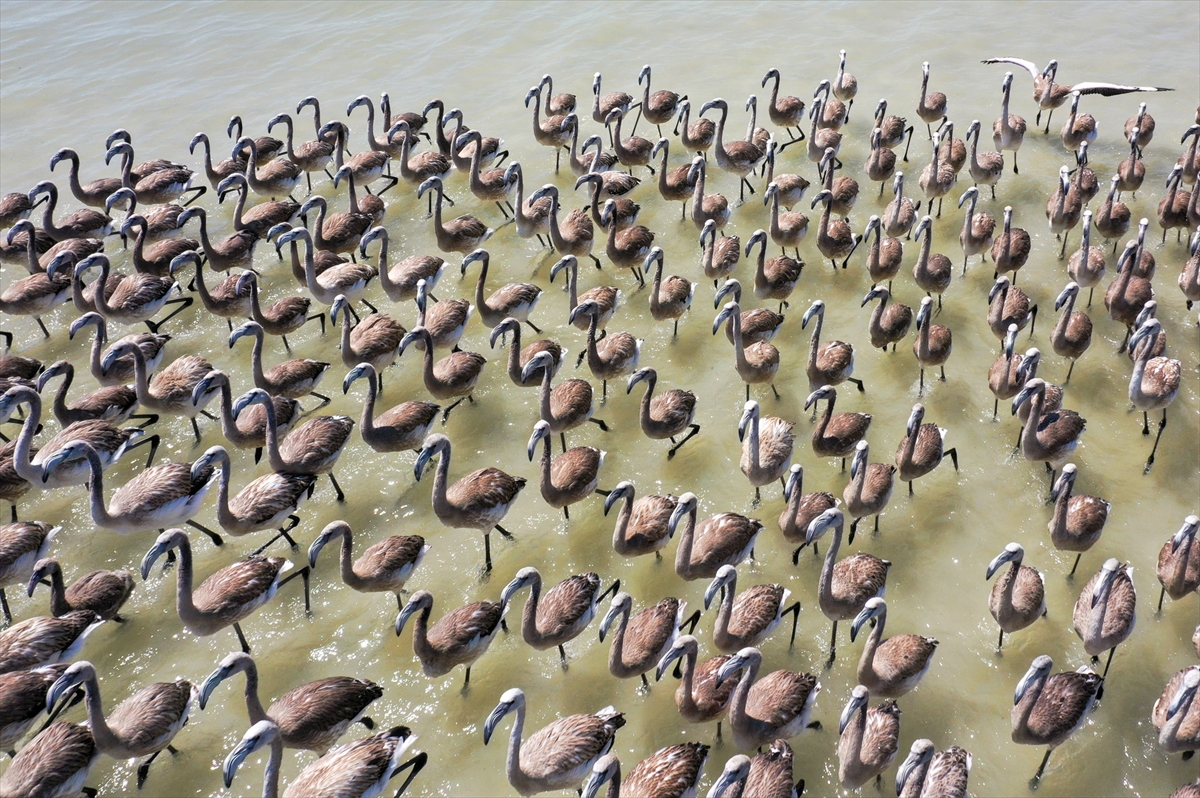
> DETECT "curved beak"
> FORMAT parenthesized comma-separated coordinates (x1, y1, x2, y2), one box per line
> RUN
(986, 549, 1015, 580)
(839, 691, 867, 734)
(198, 665, 231, 710)
(413, 446, 434, 481)
(395, 599, 421, 637)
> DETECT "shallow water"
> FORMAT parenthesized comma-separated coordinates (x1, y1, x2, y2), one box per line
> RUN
(1, 1, 1199, 795)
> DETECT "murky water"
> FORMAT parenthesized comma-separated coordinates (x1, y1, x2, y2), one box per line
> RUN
(2, 1, 1198, 795)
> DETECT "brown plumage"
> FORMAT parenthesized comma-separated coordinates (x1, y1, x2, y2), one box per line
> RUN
(529, 421, 603, 517)
(0, 721, 98, 798)
(804, 508, 891, 666)
(987, 543, 1046, 651)
(0, 662, 70, 752)
(843, 441, 894, 540)
(309, 521, 426, 611)
(713, 279, 782, 345)
(388, 121, 453, 187)
(655, 635, 733, 729)
(1012, 655, 1101, 783)
(747, 229, 802, 308)
(838, 686, 901, 789)
(141, 530, 301, 649)
(706, 565, 797, 652)
(1153, 666, 1200, 756)
(230, 322, 328, 400)
(1, 521, 57, 623)
(267, 113, 333, 190)
(503, 568, 604, 664)
(861, 217, 903, 289)
(858, 285, 910, 354)
(332, 299, 403, 373)
(360, 226, 445, 303)
(738, 401, 793, 497)
(462, 249, 542, 329)
(584, 744, 709, 798)
(344, 363, 439, 454)
(895, 403, 954, 490)
(178, 206, 258, 272)
(169, 251, 249, 325)
(1072, 559, 1136, 660)
(28, 181, 113, 241)
(852, 598, 937, 697)
(670, 494, 762, 581)
(573, 301, 642, 398)
(401, 328, 486, 413)
(414, 434, 524, 572)
(988, 276, 1036, 338)
(713, 301, 780, 399)
(0, 192, 35, 230)
(717, 647, 819, 750)
(1051, 283, 1092, 380)
(218, 173, 299, 239)
(605, 482, 676, 559)
(419, 177, 492, 254)
(490, 317, 561, 388)
(49, 148, 122, 208)
(551, 255, 619, 332)
(600, 593, 683, 682)
(0, 610, 100, 674)
(190, 132, 248, 190)
(199, 651, 382, 754)
(701, 99, 766, 202)
(28, 558, 134, 621)
(1013, 379, 1084, 468)
(676, 99, 715, 157)
(484, 687, 625, 797)
(778, 465, 837, 546)
(805, 385, 870, 463)
(1157, 516, 1200, 610)
(237, 270, 312, 343)
(536, 185, 597, 266)
(1048, 465, 1109, 576)
(0, 440, 33, 519)
(709, 739, 798, 798)
(192, 370, 298, 456)
(897, 740, 971, 798)
(394, 590, 505, 683)
(628, 368, 698, 457)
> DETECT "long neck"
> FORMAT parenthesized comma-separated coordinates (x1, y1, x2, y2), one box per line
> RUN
(339, 307, 355, 362)
(520, 577, 543, 645)
(962, 195, 976, 239)
(231, 183, 248, 230)
(431, 184, 446, 236)
(606, 604, 631, 672)
(194, 258, 219, 311)
(311, 203, 329, 249)
(358, 370, 379, 434)
(1020, 393, 1043, 450)
(918, 315, 931, 359)
(1013, 675, 1042, 731)
(769, 192, 782, 238)
(238, 660, 268, 725)
(247, 280, 267, 326)
(730, 311, 751, 375)
(260, 397, 284, 471)
(901, 419, 918, 468)
(651, 259, 664, 306)
(819, 524, 842, 605)
(848, 456, 867, 505)
(691, 163, 706, 217)
(1001, 560, 1021, 608)
(712, 105, 728, 156)
(81, 445, 114, 527)
(260, 736, 283, 798)
(199, 140, 219, 183)
(299, 238, 323, 297)
(531, 98, 543, 139)
(1053, 291, 1075, 341)
(915, 228, 931, 280)
(12, 393, 43, 483)
(858, 608, 885, 673)
(657, 147, 670, 193)
(1086, 582, 1110, 648)
(819, 201, 832, 242)
(919, 71, 929, 104)
(215, 381, 244, 446)
(339, 528, 367, 591)
(673, 507, 697, 574)
(968, 127, 980, 169)
(868, 294, 884, 335)
(92, 260, 116, 318)
(46, 564, 71, 616)
(890, 181, 905, 227)
(728, 656, 759, 729)
(172, 539, 201, 627)
(375, 236, 395, 294)
(505, 327, 524, 384)
(81, 676, 123, 752)
(677, 649, 701, 715)
(430, 449, 452, 519)
(538, 368, 554, 424)
(539, 436, 554, 497)
(1129, 345, 1149, 399)
(842, 704, 867, 766)
(546, 195, 567, 252)
(746, 414, 761, 472)
(363, 104, 381, 152)
(768, 74, 780, 109)
(420, 336, 439, 392)
(638, 377, 656, 429)
(214, 451, 237, 531)
(987, 285, 1006, 328)
(807, 313, 823, 372)
(505, 702, 528, 794)
(611, 494, 633, 553)
(474, 262, 489, 310)
(715, 580, 735, 640)
(194, 212, 216, 261)
(586, 313, 601, 367)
